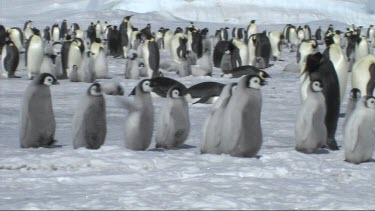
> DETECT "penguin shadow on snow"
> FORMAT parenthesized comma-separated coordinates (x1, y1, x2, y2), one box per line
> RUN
(149, 144, 196, 152)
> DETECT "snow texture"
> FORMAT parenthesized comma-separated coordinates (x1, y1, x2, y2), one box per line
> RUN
(1, 0, 375, 209)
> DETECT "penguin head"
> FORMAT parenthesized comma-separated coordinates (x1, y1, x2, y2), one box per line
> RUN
(37, 73, 59, 86)
(168, 86, 186, 99)
(365, 96, 375, 109)
(246, 75, 267, 89)
(259, 71, 271, 79)
(124, 15, 133, 22)
(140, 79, 154, 93)
(95, 38, 101, 43)
(311, 80, 324, 92)
(349, 88, 361, 101)
(250, 20, 256, 24)
(32, 28, 40, 36)
(88, 83, 102, 96)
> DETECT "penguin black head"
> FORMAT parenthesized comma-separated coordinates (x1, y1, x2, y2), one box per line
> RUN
(65, 34, 72, 40)
(175, 27, 183, 34)
(129, 53, 138, 60)
(246, 75, 267, 89)
(36, 73, 59, 86)
(46, 26, 50, 30)
(32, 28, 40, 35)
(113, 25, 118, 30)
(259, 70, 271, 79)
(138, 62, 145, 68)
(335, 30, 342, 35)
(251, 20, 256, 24)
(365, 96, 375, 109)
(168, 85, 186, 99)
(324, 34, 335, 47)
(88, 82, 102, 96)
(95, 38, 101, 43)
(305, 52, 323, 73)
(310, 80, 324, 92)
(370, 25, 374, 27)
(350, 88, 361, 101)
(124, 15, 133, 21)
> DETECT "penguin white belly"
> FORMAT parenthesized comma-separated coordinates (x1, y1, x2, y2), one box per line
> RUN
(352, 55, 375, 96)
(75, 30, 84, 39)
(269, 32, 281, 60)
(163, 31, 173, 52)
(1, 46, 7, 78)
(289, 29, 299, 50)
(40, 56, 55, 76)
(94, 51, 108, 78)
(238, 43, 249, 66)
(9, 30, 23, 52)
(248, 41, 256, 66)
(52, 28, 60, 42)
(355, 39, 369, 62)
(24, 28, 33, 41)
(142, 44, 152, 78)
(67, 47, 82, 77)
(170, 35, 182, 62)
(27, 38, 44, 79)
(90, 43, 102, 60)
(329, 44, 348, 102)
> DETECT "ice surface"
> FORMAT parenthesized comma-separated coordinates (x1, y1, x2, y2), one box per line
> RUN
(0, 0, 375, 209)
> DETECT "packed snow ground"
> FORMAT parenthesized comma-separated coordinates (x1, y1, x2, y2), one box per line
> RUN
(1, 0, 375, 210)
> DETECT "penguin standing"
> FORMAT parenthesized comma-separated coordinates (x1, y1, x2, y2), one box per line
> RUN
(220, 50, 232, 74)
(51, 23, 60, 42)
(220, 75, 266, 157)
(60, 19, 68, 40)
(43, 26, 51, 42)
(297, 26, 305, 41)
(40, 54, 56, 77)
(119, 16, 133, 58)
(93, 47, 109, 79)
(1, 41, 20, 78)
(73, 83, 107, 150)
(155, 86, 190, 149)
(67, 38, 84, 78)
(86, 22, 96, 44)
(367, 25, 374, 48)
(254, 32, 272, 69)
(231, 38, 248, 68)
(268, 31, 283, 61)
(303, 25, 311, 40)
(107, 25, 122, 57)
(201, 83, 236, 154)
(213, 40, 232, 68)
(95, 21, 102, 39)
(142, 35, 160, 78)
(170, 32, 188, 62)
(80, 51, 96, 83)
(344, 96, 375, 164)
(163, 29, 174, 52)
(60, 35, 73, 79)
(351, 54, 375, 97)
(315, 26, 323, 42)
(125, 53, 141, 79)
(298, 40, 319, 101)
(246, 20, 257, 41)
(0, 25, 6, 51)
(343, 88, 361, 128)
(323, 35, 349, 102)
(23, 20, 34, 41)
(90, 38, 104, 60)
(247, 35, 257, 66)
(25, 30, 44, 79)
(194, 48, 213, 76)
(122, 79, 154, 151)
(19, 73, 59, 148)
(7, 27, 24, 52)
(295, 80, 327, 154)
(354, 36, 369, 62)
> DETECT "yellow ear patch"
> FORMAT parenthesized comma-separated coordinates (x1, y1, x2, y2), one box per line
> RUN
(259, 72, 264, 78)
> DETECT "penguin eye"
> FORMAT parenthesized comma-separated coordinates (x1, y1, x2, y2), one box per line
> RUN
(173, 90, 179, 97)
(367, 98, 375, 108)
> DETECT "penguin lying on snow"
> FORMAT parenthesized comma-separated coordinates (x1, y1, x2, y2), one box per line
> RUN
(221, 65, 271, 79)
(155, 86, 190, 149)
(129, 77, 187, 98)
(19, 73, 59, 148)
(186, 82, 226, 104)
(73, 83, 107, 150)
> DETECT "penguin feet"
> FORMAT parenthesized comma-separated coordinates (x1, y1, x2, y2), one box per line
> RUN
(326, 138, 339, 150)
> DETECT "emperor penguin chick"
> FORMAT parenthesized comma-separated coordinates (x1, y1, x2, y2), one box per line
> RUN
(344, 96, 375, 164)
(19, 73, 59, 148)
(295, 80, 327, 154)
(73, 83, 107, 150)
(122, 79, 155, 150)
(155, 86, 190, 149)
(220, 74, 266, 157)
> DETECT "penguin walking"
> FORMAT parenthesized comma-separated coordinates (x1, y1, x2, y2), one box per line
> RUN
(155, 86, 190, 149)
(142, 35, 160, 78)
(122, 79, 154, 151)
(344, 96, 375, 164)
(220, 75, 267, 157)
(343, 88, 361, 128)
(1, 41, 20, 78)
(201, 83, 236, 154)
(19, 73, 59, 148)
(73, 83, 107, 150)
(25, 30, 44, 79)
(295, 80, 327, 154)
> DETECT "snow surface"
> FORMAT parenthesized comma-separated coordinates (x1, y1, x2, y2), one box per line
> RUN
(1, 0, 375, 209)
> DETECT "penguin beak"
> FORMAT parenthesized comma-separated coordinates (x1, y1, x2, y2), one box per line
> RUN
(53, 80, 60, 85)
(259, 71, 271, 79)
(260, 79, 268, 86)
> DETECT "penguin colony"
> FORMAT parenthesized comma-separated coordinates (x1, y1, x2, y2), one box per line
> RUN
(0, 17, 374, 164)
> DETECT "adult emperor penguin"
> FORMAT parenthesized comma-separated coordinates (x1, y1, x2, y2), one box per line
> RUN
(286, 25, 299, 51)
(354, 36, 369, 62)
(155, 86, 190, 149)
(143, 35, 160, 78)
(343, 88, 361, 128)
(254, 32, 272, 69)
(67, 38, 84, 77)
(222, 65, 271, 79)
(23, 20, 34, 41)
(201, 83, 236, 154)
(86, 22, 96, 44)
(0, 25, 6, 51)
(43, 26, 51, 42)
(7, 27, 23, 52)
(315, 26, 323, 41)
(40, 54, 56, 77)
(163, 28, 174, 52)
(107, 25, 122, 57)
(60, 19, 68, 40)
(351, 54, 375, 97)
(19, 73, 59, 148)
(220, 75, 267, 157)
(303, 25, 311, 40)
(323, 34, 349, 102)
(186, 82, 226, 104)
(170, 32, 188, 62)
(295, 80, 327, 154)
(367, 25, 374, 48)
(119, 16, 133, 58)
(268, 31, 283, 61)
(246, 20, 257, 41)
(1, 41, 20, 78)
(93, 47, 109, 79)
(25, 30, 44, 79)
(298, 39, 319, 101)
(344, 96, 375, 164)
(51, 23, 60, 42)
(129, 76, 187, 98)
(60, 35, 72, 79)
(122, 79, 155, 151)
(297, 26, 305, 41)
(90, 38, 104, 60)
(231, 38, 248, 68)
(73, 83, 107, 150)
(304, 52, 341, 150)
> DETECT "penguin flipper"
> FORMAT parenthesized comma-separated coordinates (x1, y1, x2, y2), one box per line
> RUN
(192, 95, 214, 104)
